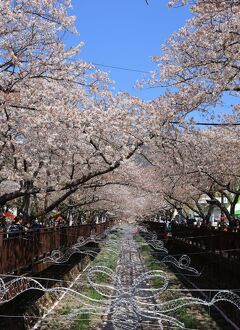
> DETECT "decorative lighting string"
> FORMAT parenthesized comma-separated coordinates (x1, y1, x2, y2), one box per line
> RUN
(43, 228, 111, 264)
(140, 225, 240, 259)
(62, 227, 240, 329)
(139, 227, 201, 275)
(1, 272, 239, 292)
(0, 226, 240, 329)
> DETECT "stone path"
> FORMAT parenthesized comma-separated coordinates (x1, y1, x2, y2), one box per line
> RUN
(101, 228, 159, 330)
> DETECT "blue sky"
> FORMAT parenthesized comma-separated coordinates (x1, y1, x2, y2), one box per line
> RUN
(68, 0, 190, 100)
(66, 0, 237, 121)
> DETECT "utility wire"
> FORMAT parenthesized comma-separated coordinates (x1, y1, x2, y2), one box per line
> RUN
(92, 62, 149, 74)
(82, 61, 239, 128)
(170, 121, 240, 127)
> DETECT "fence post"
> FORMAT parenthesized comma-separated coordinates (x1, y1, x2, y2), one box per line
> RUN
(0, 229, 3, 248)
(0, 229, 3, 273)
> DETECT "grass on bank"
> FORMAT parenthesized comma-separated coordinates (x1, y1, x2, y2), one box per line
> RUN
(56, 231, 121, 330)
(135, 234, 199, 329)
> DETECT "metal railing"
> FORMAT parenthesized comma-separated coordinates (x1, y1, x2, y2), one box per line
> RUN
(0, 222, 111, 274)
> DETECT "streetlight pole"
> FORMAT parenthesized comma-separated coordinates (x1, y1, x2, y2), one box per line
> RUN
(221, 191, 224, 219)
(176, 207, 183, 223)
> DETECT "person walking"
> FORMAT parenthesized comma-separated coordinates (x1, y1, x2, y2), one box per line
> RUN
(9, 217, 25, 237)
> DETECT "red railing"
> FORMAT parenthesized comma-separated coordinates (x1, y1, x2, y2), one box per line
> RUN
(171, 224, 240, 262)
(0, 222, 111, 274)
(143, 222, 240, 277)
(143, 221, 166, 238)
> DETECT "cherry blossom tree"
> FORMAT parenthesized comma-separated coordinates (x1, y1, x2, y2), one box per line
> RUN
(0, 1, 149, 219)
(0, 89, 151, 218)
(146, 0, 239, 116)
(141, 125, 240, 223)
(2, 0, 239, 225)
(134, 0, 240, 223)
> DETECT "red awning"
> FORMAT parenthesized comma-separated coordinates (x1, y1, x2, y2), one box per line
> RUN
(2, 212, 16, 219)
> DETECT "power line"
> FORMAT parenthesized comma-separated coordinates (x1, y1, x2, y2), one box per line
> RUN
(92, 62, 149, 74)
(170, 121, 240, 127)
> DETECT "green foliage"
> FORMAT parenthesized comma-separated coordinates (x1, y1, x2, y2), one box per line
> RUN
(87, 289, 103, 301)
(60, 305, 71, 315)
(174, 307, 198, 328)
(137, 234, 198, 326)
(73, 314, 91, 330)
(148, 260, 161, 271)
(150, 273, 165, 289)
(141, 243, 152, 253)
(63, 231, 121, 329)
(46, 319, 60, 329)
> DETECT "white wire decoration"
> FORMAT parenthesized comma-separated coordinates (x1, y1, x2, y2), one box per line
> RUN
(0, 268, 240, 329)
(140, 227, 168, 254)
(43, 229, 109, 264)
(139, 227, 201, 275)
(70, 229, 240, 329)
(161, 254, 201, 275)
(0, 226, 239, 329)
(44, 247, 98, 263)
